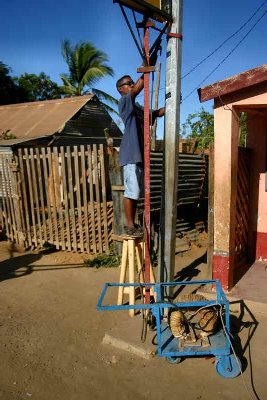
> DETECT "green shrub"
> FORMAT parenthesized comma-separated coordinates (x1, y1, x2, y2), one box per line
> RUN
(84, 246, 120, 269)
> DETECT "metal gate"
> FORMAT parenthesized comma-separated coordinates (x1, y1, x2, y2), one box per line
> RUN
(234, 147, 250, 267)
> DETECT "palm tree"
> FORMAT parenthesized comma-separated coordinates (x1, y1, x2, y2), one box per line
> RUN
(60, 40, 118, 113)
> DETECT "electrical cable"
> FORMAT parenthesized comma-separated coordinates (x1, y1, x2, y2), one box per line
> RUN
(182, 0, 267, 80)
(162, 298, 257, 399)
(119, 4, 146, 62)
(135, 4, 267, 102)
(218, 305, 258, 400)
(182, 10, 267, 102)
(132, 10, 144, 55)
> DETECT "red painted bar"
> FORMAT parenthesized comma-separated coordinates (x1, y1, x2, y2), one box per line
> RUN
(143, 23, 151, 303)
(254, 231, 267, 260)
(213, 254, 231, 291)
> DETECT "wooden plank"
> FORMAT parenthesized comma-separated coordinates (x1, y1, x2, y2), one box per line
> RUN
(4, 158, 18, 242)
(74, 146, 84, 252)
(80, 145, 90, 253)
(117, 239, 128, 305)
(18, 149, 32, 246)
(30, 148, 43, 246)
(87, 145, 96, 253)
(128, 238, 135, 318)
(24, 148, 37, 245)
(41, 147, 54, 243)
(47, 147, 59, 249)
(67, 146, 77, 252)
(35, 148, 47, 243)
(14, 153, 26, 236)
(53, 147, 65, 250)
(0, 156, 10, 239)
(99, 144, 109, 253)
(10, 154, 26, 247)
(60, 147, 71, 251)
(106, 148, 125, 253)
(8, 159, 20, 243)
(93, 144, 102, 252)
(111, 185, 125, 191)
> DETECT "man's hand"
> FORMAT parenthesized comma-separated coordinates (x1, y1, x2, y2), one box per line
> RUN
(157, 107, 165, 117)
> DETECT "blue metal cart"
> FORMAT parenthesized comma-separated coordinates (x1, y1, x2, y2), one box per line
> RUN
(97, 279, 241, 378)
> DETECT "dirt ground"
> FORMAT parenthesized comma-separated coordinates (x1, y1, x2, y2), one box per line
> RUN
(0, 240, 266, 400)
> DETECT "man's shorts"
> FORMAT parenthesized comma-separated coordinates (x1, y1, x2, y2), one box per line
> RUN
(123, 163, 144, 200)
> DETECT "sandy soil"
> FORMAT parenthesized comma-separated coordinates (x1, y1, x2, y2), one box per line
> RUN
(0, 240, 266, 400)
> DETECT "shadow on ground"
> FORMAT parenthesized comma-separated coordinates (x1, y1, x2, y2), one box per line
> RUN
(0, 245, 85, 282)
(230, 299, 262, 399)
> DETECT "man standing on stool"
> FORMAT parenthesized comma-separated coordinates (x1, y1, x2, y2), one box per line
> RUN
(116, 73, 165, 238)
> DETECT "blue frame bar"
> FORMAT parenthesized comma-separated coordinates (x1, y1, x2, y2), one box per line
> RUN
(97, 280, 231, 358)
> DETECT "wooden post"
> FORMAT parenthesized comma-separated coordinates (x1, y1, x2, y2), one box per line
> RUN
(106, 147, 125, 253)
(10, 157, 26, 248)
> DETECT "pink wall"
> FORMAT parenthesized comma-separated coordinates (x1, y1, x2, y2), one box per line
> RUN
(247, 116, 267, 260)
(212, 105, 239, 290)
(213, 85, 267, 289)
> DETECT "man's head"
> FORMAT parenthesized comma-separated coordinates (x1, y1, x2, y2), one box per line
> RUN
(116, 75, 135, 95)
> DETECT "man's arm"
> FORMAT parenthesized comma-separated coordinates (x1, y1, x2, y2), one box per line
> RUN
(150, 107, 165, 126)
(131, 75, 144, 99)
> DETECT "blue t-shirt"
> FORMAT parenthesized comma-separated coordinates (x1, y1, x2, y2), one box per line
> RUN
(118, 93, 144, 167)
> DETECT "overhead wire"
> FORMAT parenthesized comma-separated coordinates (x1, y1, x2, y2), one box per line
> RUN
(182, 0, 267, 80)
(135, 2, 267, 102)
(182, 10, 267, 102)
(132, 10, 144, 54)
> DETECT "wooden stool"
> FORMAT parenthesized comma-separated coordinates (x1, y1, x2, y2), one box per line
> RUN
(113, 234, 156, 317)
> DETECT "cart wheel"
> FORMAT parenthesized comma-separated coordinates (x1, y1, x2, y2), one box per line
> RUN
(166, 356, 182, 364)
(215, 355, 241, 378)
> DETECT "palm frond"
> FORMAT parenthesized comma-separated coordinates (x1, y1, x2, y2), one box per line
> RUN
(97, 100, 119, 116)
(60, 74, 78, 96)
(92, 88, 118, 106)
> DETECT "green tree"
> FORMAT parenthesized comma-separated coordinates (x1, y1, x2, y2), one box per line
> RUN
(0, 61, 27, 105)
(239, 112, 247, 147)
(60, 40, 118, 113)
(181, 107, 214, 151)
(14, 72, 62, 101)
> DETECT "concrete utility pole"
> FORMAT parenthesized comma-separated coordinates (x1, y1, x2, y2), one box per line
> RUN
(160, 0, 183, 288)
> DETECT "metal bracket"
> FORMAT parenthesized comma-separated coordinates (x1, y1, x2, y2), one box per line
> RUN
(136, 21, 155, 28)
(167, 32, 182, 39)
(137, 66, 155, 73)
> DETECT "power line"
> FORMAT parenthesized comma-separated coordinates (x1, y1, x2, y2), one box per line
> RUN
(135, 2, 267, 102)
(182, 0, 267, 79)
(182, 10, 267, 103)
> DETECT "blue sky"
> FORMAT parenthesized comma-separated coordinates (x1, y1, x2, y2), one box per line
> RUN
(1, 0, 267, 136)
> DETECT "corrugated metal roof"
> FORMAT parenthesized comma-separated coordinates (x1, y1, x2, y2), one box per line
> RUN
(0, 137, 42, 147)
(0, 95, 94, 139)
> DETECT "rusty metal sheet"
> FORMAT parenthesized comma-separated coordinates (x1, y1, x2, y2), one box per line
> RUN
(0, 95, 94, 139)
(198, 64, 267, 103)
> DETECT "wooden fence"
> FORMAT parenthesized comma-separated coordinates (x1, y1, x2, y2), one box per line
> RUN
(0, 144, 209, 255)
(0, 144, 113, 254)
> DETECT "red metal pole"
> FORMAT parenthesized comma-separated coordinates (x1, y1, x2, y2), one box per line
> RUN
(143, 23, 151, 304)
